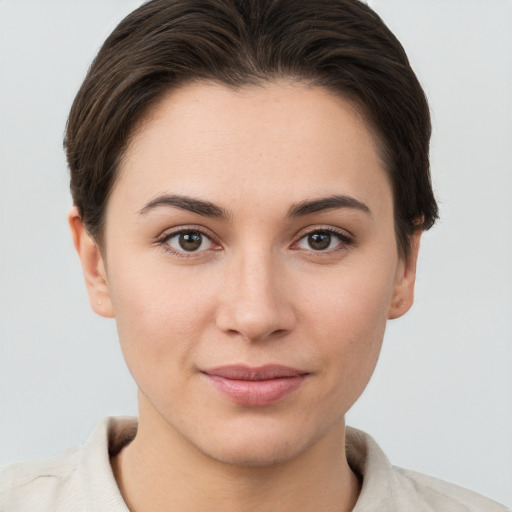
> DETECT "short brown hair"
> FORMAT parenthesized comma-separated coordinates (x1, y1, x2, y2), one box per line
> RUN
(65, 0, 438, 257)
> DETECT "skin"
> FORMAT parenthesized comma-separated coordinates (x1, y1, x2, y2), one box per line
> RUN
(69, 81, 420, 512)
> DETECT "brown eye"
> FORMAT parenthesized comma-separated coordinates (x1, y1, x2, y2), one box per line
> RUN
(165, 230, 214, 253)
(307, 232, 332, 251)
(294, 229, 352, 253)
(179, 232, 203, 251)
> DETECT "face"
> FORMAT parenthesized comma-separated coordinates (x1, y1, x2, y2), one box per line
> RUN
(71, 81, 419, 466)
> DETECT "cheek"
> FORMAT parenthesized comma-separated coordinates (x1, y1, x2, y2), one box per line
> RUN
(299, 255, 396, 341)
(297, 258, 397, 403)
(106, 261, 220, 384)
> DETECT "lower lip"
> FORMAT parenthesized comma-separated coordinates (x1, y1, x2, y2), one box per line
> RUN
(205, 374, 306, 406)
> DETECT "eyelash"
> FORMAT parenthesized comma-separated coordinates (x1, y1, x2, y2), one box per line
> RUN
(156, 226, 355, 258)
(292, 227, 355, 254)
(156, 227, 220, 259)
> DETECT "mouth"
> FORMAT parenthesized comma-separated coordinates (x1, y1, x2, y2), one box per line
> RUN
(201, 365, 309, 406)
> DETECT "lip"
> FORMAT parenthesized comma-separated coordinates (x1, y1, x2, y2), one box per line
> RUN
(202, 365, 309, 406)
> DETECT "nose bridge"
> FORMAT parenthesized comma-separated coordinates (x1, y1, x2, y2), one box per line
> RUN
(216, 245, 294, 341)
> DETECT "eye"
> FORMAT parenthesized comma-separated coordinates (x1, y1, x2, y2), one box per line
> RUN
(295, 229, 352, 252)
(164, 230, 216, 253)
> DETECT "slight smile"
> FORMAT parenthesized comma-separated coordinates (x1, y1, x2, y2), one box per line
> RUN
(202, 365, 310, 407)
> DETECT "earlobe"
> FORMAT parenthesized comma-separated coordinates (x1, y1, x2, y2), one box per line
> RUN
(68, 206, 114, 318)
(388, 230, 422, 320)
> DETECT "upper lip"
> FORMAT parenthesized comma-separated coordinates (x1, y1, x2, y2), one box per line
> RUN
(202, 365, 308, 381)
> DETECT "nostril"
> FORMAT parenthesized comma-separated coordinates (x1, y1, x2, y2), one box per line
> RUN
(269, 328, 288, 338)
(224, 327, 290, 343)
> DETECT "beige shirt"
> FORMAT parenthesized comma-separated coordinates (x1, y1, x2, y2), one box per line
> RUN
(0, 417, 509, 511)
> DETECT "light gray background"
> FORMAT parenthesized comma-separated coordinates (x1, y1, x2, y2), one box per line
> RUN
(0, 0, 511, 506)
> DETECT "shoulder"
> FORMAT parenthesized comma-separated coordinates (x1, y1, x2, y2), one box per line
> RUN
(0, 416, 135, 512)
(391, 466, 510, 512)
(0, 447, 84, 511)
(346, 426, 510, 512)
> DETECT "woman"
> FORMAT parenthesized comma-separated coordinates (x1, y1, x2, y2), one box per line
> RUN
(0, 0, 509, 510)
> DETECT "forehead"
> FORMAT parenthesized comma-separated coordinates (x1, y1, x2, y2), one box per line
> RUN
(114, 81, 391, 215)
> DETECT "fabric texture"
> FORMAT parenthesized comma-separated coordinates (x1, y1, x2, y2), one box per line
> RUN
(0, 417, 509, 511)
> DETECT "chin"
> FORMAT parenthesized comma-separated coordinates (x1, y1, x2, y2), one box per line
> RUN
(187, 415, 335, 468)
(198, 434, 308, 468)
(141, 387, 347, 469)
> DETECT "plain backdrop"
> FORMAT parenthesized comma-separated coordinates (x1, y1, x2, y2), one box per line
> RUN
(0, 0, 511, 506)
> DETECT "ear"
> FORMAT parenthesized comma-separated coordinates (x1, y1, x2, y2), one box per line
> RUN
(388, 230, 422, 320)
(68, 206, 114, 318)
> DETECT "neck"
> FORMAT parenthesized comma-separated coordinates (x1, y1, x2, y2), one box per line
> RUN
(112, 400, 360, 512)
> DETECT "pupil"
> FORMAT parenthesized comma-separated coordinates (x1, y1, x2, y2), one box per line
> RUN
(308, 232, 331, 250)
(179, 232, 202, 251)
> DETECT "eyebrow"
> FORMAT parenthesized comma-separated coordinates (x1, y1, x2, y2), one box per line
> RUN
(139, 194, 230, 220)
(287, 194, 372, 218)
(139, 193, 371, 220)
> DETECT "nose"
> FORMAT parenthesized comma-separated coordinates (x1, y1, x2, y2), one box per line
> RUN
(215, 250, 297, 342)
